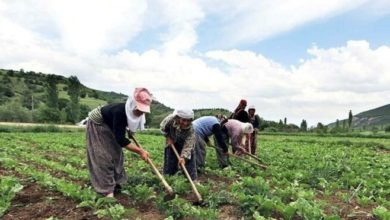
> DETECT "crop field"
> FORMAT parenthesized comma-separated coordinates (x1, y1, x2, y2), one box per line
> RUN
(1, 132, 389, 220)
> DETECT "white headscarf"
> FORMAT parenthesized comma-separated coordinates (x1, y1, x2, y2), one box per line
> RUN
(125, 96, 146, 133)
(175, 109, 194, 119)
(242, 122, 254, 133)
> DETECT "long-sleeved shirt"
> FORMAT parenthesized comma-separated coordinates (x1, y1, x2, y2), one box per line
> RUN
(160, 114, 196, 159)
(250, 114, 261, 129)
(192, 116, 228, 153)
(231, 109, 250, 123)
(101, 103, 130, 147)
(223, 119, 245, 150)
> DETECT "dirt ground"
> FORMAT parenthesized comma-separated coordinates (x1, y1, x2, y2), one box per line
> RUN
(0, 166, 165, 220)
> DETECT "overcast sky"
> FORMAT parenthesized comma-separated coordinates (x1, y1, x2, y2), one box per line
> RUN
(1, 0, 389, 126)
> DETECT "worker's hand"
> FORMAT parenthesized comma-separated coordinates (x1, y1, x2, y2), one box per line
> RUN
(235, 147, 246, 156)
(166, 138, 174, 147)
(178, 157, 185, 166)
(139, 149, 150, 161)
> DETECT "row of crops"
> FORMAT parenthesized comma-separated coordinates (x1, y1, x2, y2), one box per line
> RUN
(1, 132, 389, 219)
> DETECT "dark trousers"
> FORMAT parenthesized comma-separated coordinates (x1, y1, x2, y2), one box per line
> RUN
(214, 133, 231, 168)
(250, 130, 258, 154)
(195, 135, 206, 170)
(163, 144, 197, 180)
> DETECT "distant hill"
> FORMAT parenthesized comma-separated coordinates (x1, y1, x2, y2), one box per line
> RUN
(0, 69, 127, 108)
(328, 104, 390, 130)
(352, 104, 390, 129)
(0, 69, 231, 127)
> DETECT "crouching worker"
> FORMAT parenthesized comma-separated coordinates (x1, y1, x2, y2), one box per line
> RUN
(193, 116, 229, 170)
(222, 119, 254, 156)
(160, 109, 197, 181)
(86, 88, 152, 198)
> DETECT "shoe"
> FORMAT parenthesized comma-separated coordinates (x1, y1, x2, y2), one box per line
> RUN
(114, 184, 122, 194)
(193, 180, 201, 186)
(105, 192, 114, 198)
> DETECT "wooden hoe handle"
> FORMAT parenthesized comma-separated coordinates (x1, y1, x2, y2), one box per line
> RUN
(169, 144, 203, 202)
(129, 134, 173, 194)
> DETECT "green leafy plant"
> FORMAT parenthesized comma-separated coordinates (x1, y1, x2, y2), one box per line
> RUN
(0, 176, 23, 217)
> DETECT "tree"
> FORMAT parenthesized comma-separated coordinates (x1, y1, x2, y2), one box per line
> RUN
(278, 119, 283, 128)
(348, 110, 353, 128)
(79, 104, 91, 120)
(0, 101, 32, 122)
(46, 74, 59, 109)
(67, 76, 81, 123)
(80, 89, 87, 98)
(315, 122, 328, 134)
(385, 125, 390, 133)
(58, 98, 69, 110)
(91, 90, 99, 99)
(284, 117, 287, 125)
(36, 105, 61, 123)
(335, 119, 340, 128)
(21, 89, 35, 110)
(145, 112, 153, 128)
(6, 69, 14, 76)
(300, 119, 307, 132)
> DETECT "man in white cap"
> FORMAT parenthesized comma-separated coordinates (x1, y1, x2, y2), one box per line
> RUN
(86, 88, 152, 198)
(248, 105, 261, 154)
(160, 109, 197, 181)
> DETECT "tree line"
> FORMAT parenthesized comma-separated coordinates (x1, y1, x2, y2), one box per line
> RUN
(0, 71, 86, 124)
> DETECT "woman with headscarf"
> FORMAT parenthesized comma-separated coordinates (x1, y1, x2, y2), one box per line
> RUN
(86, 88, 152, 198)
(222, 119, 253, 155)
(160, 109, 197, 181)
(230, 99, 250, 123)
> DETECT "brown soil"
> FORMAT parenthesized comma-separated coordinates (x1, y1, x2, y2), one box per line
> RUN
(0, 166, 165, 220)
(218, 205, 241, 220)
(2, 180, 100, 220)
(316, 191, 377, 220)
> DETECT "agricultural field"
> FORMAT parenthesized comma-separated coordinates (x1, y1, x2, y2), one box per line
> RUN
(1, 131, 389, 220)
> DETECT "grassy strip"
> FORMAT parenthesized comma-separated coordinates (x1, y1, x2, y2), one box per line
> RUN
(261, 131, 390, 139)
(0, 124, 84, 133)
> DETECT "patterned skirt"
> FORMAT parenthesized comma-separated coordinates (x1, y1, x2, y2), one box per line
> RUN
(86, 119, 127, 194)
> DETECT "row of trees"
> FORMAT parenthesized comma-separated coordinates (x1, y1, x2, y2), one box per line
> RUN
(0, 74, 88, 124)
(36, 75, 84, 123)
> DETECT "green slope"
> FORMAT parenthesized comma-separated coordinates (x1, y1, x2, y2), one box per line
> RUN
(0, 69, 231, 127)
(328, 104, 390, 130)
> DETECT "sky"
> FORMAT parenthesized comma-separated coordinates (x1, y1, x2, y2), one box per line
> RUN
(0, 0, 390, 126)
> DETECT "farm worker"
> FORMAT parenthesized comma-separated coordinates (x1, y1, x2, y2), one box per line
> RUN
(86, 88, 152, 198)
(222, 119, 253, 156)
(248, 105, 261, 154)
(230, 99, 250, 123)
(160, 109, 197, 181)
(193, 116, 230, 170)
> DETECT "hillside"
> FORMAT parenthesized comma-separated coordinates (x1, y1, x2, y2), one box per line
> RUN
(328, 104, 390, 130)
(352, 104, 390, 129)
(0, 69, 231, 127)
